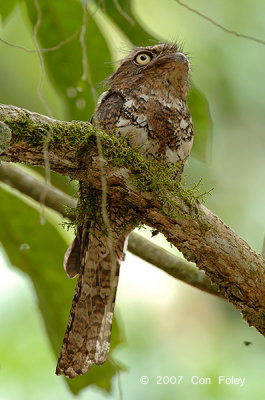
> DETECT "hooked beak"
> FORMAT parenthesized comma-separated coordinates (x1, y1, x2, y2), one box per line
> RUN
(167, 52, 190, 70)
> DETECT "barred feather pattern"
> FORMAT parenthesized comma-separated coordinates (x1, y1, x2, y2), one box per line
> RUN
(56, 210, 129, 378)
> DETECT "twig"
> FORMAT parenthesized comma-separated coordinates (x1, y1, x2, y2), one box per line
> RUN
(32, 0, 53, 117)
(175, 0, 265, 46)
(0, 27, 81, 54)
(0, 162, 76, 220)
(113, 0, 135, 26)
(80, 0, 98, 103)
(0, 37, 36, 53)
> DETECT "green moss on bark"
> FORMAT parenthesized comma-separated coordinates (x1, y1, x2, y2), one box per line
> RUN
(2, 109, 209, 222)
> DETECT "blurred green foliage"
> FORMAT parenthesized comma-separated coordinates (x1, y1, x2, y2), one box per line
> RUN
(0, 0, 265, 399)
(0, 187, 124, 394)
(24, 0, 111, 120)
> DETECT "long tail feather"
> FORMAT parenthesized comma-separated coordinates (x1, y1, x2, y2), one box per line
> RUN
(56, 219, 128, 378)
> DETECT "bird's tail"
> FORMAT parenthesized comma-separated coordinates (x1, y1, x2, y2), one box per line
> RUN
(56, 215, 128, 378)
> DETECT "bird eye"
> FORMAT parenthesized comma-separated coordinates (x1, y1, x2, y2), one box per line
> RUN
(134, 52, 152, 66)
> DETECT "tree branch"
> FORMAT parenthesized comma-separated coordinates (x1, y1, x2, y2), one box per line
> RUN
(0, 162, 220, 297)
(0, 162, 76, 219)
(1, 104, 265, 337)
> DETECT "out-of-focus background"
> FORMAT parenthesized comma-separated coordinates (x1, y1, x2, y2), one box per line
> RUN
(0, 0, 265, 399)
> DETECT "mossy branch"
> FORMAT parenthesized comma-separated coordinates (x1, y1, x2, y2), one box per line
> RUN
(0, 161, 220, 297)
(1, 103, 265, 338)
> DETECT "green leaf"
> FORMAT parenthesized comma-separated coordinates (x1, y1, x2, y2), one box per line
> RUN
(0, 0, 18, 24)
(100, 0, 156, 45)
(23, 0, 112, 120)
(101, 0, 212, 163)
(188, 83, 213, 163)
(0, 185, 123, 394)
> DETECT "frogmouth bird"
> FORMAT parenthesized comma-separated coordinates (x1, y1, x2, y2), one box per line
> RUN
(56, 43, 194, 378)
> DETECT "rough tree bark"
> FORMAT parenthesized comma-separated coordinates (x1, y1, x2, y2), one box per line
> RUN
(0, 161, 221, 297)
(0, 104, 265, 336)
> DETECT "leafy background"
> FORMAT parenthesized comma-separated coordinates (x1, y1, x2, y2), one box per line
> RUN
(0, 0, 265, 399)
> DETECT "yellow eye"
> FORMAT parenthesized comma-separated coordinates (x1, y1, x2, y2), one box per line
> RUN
(134, 52, 152, 66)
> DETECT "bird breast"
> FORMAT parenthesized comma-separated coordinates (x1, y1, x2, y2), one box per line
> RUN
(116, 93, 194, 164)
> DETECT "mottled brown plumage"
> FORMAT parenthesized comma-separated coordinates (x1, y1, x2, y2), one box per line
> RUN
(56, 43, 194, 378)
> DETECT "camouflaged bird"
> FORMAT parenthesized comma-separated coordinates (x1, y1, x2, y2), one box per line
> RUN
(56, 43, 194, 378)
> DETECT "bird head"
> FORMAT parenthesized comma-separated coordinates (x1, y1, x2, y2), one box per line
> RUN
(108, 43, 190, 100)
